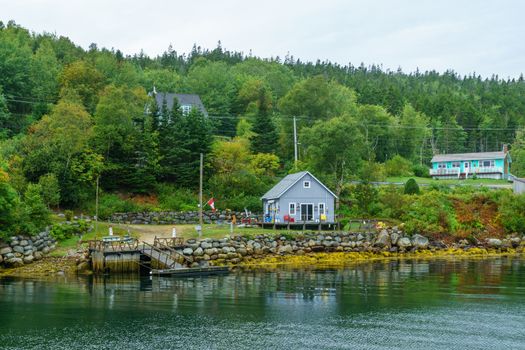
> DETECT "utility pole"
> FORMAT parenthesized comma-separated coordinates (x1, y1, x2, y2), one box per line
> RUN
(293, 116, 298, 167)
(198, 153, 203, 237)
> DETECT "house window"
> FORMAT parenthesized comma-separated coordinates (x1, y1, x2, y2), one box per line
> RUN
(303, 181, 311, 188)
(319, 203, 326, 215)
(289, 203, 296, 215)
(482, 160, 495, 167)
(181, 105, 192, 115)
(438, 163, 446, 169)
(451, 162, 460, 168)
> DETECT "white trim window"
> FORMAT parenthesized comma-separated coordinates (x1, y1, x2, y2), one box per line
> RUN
(289, 203, 296, 215)
(482, 160, 495, 167)
(318, 203, 326, 215)
(303, 181, 311, 188)
(438, 163, 446, 169)
(451, 162, 460, 168)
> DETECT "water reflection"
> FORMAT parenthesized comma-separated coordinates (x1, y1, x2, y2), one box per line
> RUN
(0, 257, 524, 350)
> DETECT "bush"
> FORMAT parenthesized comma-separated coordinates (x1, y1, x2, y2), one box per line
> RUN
(156, 184, 198, 211)
(412, 164, 430, 178)
(499, 193, 525, 234)
(97, 194, 142, 219)
(64, 209, 74, 221)
(50, 220, 91, 241)
(21, 183, 51, 234)
(385, 155, 414, 177)
(404, 178, 420, 195)
(358, 161, 386, 182)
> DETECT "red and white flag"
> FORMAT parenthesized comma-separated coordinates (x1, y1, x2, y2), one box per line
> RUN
(207, 198, 216, 211)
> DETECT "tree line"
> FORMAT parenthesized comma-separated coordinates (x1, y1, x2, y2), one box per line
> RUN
(1, 19, 525, 227)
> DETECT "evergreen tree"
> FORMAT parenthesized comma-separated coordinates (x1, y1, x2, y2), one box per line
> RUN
(250, 87, 278, 154)
(176, 108, 212, 188)
(404, 178, 420, 195)
(158, 97, 187, 182)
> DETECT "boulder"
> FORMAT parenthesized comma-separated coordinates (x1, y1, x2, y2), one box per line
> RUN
(397, 237, 412, 249)
(0, 247, 12, 255)
(278, 244, 293, 254)
(6, 258, 24, 267)
(23, 256, 34, 264)
(13, 246, 24, 254)
(374, 230, 391, 248)
(486, 238, 502, 248)
(193, 247, 204, 256)
(33, 251, 43, 261)
(182, 248, 193, 255)
(19, 240, 29, 247)
(201, 242, 213, 249)
(76, 261, 90, 273)
(411, 234, 429, 249)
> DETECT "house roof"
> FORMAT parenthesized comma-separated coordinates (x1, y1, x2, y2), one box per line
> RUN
(154, 92, 208, 116)
(431, 151, 508, 163)
(261, 171, 338, 200)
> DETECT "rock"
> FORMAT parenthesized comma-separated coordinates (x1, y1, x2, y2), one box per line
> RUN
(19, 240, 29, 247)
(33, 251, 43, 260)
(278, 244, 293, 254)
(77, 261, 90, 273)
(374, 230, 391, 248)
(182, 248, 193, 255)
(486, 238, 502, 248)
(411, 234, 429, 249)
(23, 256, 34, 264)
(0, 255, 2, 264)
(193, 247, 204, 256)
(42, 247, 50, 254)
(397, 237, 412, 249)
(510, 237, 521, 248)
(13, 246, 24, 254)
(6, 258, 24, 267)
(201, 242, 213, 249)
(390, 232, 400, 245)
(0, 247, 12, 255)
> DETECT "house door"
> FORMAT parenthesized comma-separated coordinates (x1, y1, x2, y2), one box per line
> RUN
(300, 204, 313, 222)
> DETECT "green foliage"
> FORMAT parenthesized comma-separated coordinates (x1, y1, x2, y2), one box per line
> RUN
(404, 178, 420, 195)
(385, 155, 413, 177)
(156, 184, 198, 211)
(96, 193, 142, 219)
(21, 183, 51, 234)
(358, 161, 386, 182)
(38, 173, 60, 207)
(0, 169, 19, 239)
(401, 191, 457, 236)
(64, 209, 74, 221)
(50, 220, 90, 241)
(499, 193, 525, 234)
(412, 164, 430, 178)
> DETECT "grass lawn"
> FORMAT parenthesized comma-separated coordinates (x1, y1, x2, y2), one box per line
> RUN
(385, 176, 511, 186)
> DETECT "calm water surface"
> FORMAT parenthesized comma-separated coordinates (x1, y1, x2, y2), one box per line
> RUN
(1, 258, 525, 349)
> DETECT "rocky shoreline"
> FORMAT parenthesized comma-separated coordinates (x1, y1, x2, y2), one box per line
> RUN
(0, 231, 56, 268)
(171, 228, 525, 268)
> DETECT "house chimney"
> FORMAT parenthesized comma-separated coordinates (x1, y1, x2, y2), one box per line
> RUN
(502, 144, 508, 153)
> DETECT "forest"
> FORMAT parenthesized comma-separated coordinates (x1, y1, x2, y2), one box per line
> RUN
(1, 20, 525, 239)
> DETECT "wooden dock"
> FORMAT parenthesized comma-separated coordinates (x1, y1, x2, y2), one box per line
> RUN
(87, 238, 228, 277)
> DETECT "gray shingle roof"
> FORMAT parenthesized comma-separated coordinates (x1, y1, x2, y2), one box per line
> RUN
(261, 171, 337, 200)
(431, 151, 507, 163)
(154, 92, 208, 116)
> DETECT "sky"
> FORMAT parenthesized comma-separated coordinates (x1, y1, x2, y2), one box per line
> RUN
(1, 0, 524, 78)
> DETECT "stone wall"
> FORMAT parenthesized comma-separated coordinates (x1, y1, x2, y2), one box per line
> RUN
(0, 231, 56, 267)
(110, 210, 261, 225)
(174, 228, 525, 267)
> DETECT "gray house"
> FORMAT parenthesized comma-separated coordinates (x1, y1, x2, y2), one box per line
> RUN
(153, 91, 208, 117)
(261, 171, 337, 223)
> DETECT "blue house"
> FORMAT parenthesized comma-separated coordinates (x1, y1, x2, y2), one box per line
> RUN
(430, 146, 511, 180)
(261, 171, 337, 223)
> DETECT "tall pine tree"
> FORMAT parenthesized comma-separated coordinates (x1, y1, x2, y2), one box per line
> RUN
(250, 86, 278, 154)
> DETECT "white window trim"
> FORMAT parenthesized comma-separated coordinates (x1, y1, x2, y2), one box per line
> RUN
(318, 202, 326, 215)
(289, 203, 296, 215)
(303, 181, 311, 188)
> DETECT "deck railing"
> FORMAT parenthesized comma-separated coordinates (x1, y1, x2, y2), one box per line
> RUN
(88, 239, 139, 252)
(430, 166, 503, 176)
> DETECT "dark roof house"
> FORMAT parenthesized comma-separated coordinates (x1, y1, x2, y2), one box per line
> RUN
(153, 91, 208, 117)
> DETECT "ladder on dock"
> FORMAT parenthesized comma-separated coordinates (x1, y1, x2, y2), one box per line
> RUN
(140, 241, 186, 269)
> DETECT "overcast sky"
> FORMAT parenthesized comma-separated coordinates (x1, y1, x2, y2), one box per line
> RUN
(2, 0, 524, 78)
